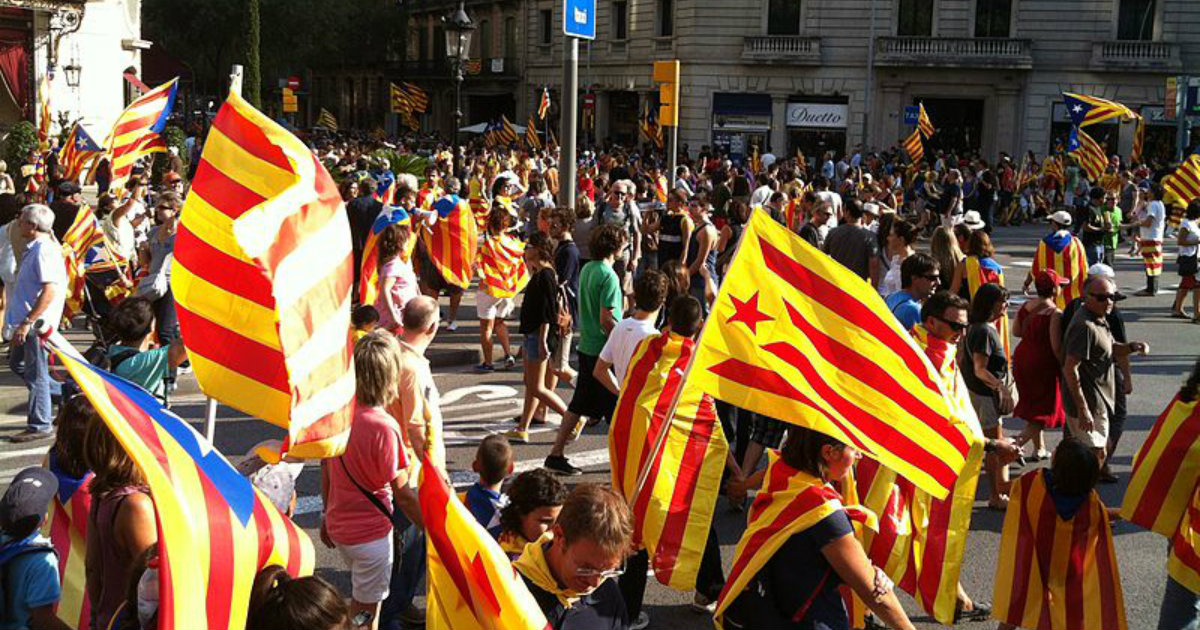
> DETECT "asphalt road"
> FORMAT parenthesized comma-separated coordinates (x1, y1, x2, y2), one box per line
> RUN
(1, 222, 1196, 629)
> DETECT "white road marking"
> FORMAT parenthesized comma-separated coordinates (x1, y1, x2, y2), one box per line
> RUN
(441, 398, 520, 414)
(0, 445, 51, 460)
(440, 384, 519, 405)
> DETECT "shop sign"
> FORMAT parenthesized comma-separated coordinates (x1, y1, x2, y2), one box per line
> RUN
(786, 103, 848, 128)
(712, 113, 770, 131)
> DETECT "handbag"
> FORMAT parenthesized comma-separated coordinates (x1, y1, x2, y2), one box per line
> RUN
(996, 372, 1019, 416)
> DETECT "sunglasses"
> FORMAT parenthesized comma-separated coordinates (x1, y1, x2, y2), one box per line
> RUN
(936, 316, 968, 332)
(1089, 292, 1116, 302)
(920, 273, 941, 281)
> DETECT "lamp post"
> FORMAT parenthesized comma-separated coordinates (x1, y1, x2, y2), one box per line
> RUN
(63, 62, 80, 89)
(443, 2, 474, 146)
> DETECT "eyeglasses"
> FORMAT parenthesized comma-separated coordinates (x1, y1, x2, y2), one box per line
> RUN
(1089, 292, 1116, 303)
(936, 316, 968, 332)
(574, 563, 626, 580)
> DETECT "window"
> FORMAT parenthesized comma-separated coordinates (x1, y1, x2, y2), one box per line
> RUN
(613, 1, 628, 40)
(433, 26, 446, 60)
(418, 27, 428, 61)
(505, 17, 517, 58)
(480, 19, 492, 59)
(897, 0, 933, 36)
(540, 9, 552, 44)
(767, 0, 801, 36)
(1117, 0, 1155, 40)
(658, 0, 673, 36)
(974, 0, 1011, 37)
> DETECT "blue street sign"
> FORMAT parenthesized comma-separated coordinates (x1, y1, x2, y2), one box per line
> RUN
(904, 105, 919, 126)
(563, 0, 596, 39)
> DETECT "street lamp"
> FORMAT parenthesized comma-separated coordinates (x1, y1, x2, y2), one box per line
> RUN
(63, 62, 80, 88)
(443, 2, 474, 145)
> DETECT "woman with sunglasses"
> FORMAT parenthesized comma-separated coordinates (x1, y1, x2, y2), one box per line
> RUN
(962, 282, 1014, 510)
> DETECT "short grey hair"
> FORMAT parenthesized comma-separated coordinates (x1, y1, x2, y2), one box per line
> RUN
(21, 204, 54, 233)
(401, 295, 439, 332)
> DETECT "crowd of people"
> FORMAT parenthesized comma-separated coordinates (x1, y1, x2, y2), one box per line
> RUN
(0, 120, 1198, 630)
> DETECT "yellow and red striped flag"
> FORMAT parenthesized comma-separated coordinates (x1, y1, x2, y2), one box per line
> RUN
(105, 77, 178, 191)
(1042, 155, 1065, 185)
(993, 469, 1127, 630)
(390, 82, 412, 114)
(609, 331, 728, 591)
(1131, 116, 1145, 163)
(1068, 126, 1107, 181)
(1032, 232, 1088, 309)
(1170, 485, 1200, 594)
(359, 207, 415, 307)
(688, 210, 979, 499)
(404, 82, 429, 112)
(713, 452, 875, 629)
(1164, 154, 1200, 208)
(538, 87, 551, 120)
(1063, 92, 1137, 128)
(419, 451, 551, 630)
(903, 129, 924, 164)
(49, 337, 316, 630)
(422, 195, 478, 289)
(58, 124, 104, 183)
(61, 203, 105, 318)
(852, 325, 984, 625)
(478, 232, 530, 299)
(40, 460, 92, 629)
(1123, 394, 1200, 538)
(917, 103, 935, 138)
(964, 254, 1011, 358)
(524, 115, 542, 151)
(37, 72, 52, 143)
(172, 89, 356, 459)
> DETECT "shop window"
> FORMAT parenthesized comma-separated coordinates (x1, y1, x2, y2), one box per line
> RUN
(767, 0, 801, 36)
(897, 0, 933, 36)
(540, 9, 553, 45)
(1117, 0, 1155, 40)
(658, 0, 674, 36)
(613, 1, 628, 40)
(974, 0, 1011, 37)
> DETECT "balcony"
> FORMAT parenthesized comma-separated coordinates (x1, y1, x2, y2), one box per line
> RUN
(742, 36, 822, 65)
(875, 36, 1033, 70)
(1091, 40, 1181, 72)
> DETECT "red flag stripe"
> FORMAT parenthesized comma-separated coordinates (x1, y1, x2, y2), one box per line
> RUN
(174, 225, 274, 308)
(212, 103, 293, 172)
(1064, 498, 1090, 629)
(1130, 403, 1200, 527)
(611, 335, 667, 494)
(630, 348, 693, 542)
(653, 397, 718, 584)
(191, 160, 269, 220)
(199, 472, 236, 630)
(175, 307, 290, 390)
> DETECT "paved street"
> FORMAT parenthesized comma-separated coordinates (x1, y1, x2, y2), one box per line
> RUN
(2, 222, 1197, 629)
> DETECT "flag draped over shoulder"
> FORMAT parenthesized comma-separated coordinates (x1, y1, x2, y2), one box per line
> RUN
(1033, 232, 1088, 309)
(40, 457, 92, 630)
(1063, 92, 1137, 128)
(713, 452, 875, 629)
(609, 331, 728, 591)
(106, 78, 178, 191)
(853, 325, 984, 625)
(423, 195, 478, 289)
(688, 210, 977, 499)
(903, 129, 924, 164)
(1068, 126, 1107, 182)
(964, 255, 1011, 357)
(993, 469, 1126, 630)
(49, 340, 316, 630)
(359, 207, 414, 307)
(172, 90, 355, 460)
(478, 232, 530, 299)
(419, 451, 551, 630)
(58, 124, 104, 183)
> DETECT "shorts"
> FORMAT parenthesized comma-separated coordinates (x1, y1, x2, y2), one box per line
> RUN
(552, 331, 574, 374)
(969, 390, 1004, 431)
(523, 333, 546, 362)
(477, 292, 514, 320)
(335, 534, 394, 604)
(1066, 413, 1110, 450)
(1180, 273, 1199, 291)
(416, 241, 463, 296)
(567, 352, 618, 420)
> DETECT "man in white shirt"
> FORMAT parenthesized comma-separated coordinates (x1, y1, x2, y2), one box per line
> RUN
(593, 270, 668, 394)
(1134, 183, 1166, 296)
(814, 177, 842, 227)
(750, 176, 776, 209)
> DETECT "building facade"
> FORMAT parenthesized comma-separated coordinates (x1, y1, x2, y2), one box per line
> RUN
(522, 0, 1200, 163)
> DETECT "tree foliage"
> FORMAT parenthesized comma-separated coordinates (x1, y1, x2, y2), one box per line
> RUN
(4, 121, 38, 186)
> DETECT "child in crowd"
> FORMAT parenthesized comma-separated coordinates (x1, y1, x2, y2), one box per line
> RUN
(496, 469, 568, 559)
(0, 467, 69, 630)
(246, 564, 351, 630)
(352, 304, 380, 341)
(463, 435, 513, 537)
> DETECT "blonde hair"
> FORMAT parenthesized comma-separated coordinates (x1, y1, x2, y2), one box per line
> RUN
(353, 331, 402, 407)
(930, 226, 964, 281)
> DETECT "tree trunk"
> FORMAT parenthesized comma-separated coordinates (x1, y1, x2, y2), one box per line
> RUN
(244, 0, 261, 107)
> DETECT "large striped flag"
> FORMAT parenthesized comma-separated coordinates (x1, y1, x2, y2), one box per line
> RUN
(917, 102, 935, 138)
(106, 77, 178, 191)
(172, 89, 356, 460)
(419, 451, 550, 630)
(1032, 232, 1088, 309)
(61, 203, 105, 318)
(316, 107, 338, 131)
(478, 232, 530, 299)
(40, 456, 92, 629)
(903, 129, 924, 164)
(390, 82, 412, 115)
(404, 82, 429, 112)
(524, 115, 542, 150)
(58, 124, 104, 182)
(1122, 393, 1200, 548)
(49, 338, 316, 630)
(687, 210, 979, 499)
(993, 469, 1127, 630)
(1063, 92, 1137, 128)
(423, 195, 478, 289)
(1068, 126, 1108, 181)
(1164, 154, 1200, 208)
(609, 331, 728, 591)
(713, 452, 876, 629)
(537, 87, 551, 120)
(359, 206, 415, 307)
(499, 115, 519, 145)
(37, 71, 52, 143)
(853, 324, 984, 625)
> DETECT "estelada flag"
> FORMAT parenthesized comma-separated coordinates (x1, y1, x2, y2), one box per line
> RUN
(903, 129, 924, 164)
(853, 324, 984, 625)
(106, 77, 178, 191)
(49, 337, 316, 630)
(993, 469, 1127, 630)
(172, 89, 356, 460)
(1032, 231, 1088, 309)
(688, 210, 978, 499)
(61, 203, 105, 318)
(423, 194, 478, 289)
(964, 254, 1011, 358)
(713, 451, 876, 629)
(40, 455, 92, 629)
(418, 451, 550, 630)
(608, 331, 728, 591)
(359, 206, 415, 307)
(478, 232, 530, 299)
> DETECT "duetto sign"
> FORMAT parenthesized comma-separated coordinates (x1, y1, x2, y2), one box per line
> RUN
(786, 103, 848, 128)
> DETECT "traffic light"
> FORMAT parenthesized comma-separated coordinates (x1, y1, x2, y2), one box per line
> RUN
(282, 87, 298, 113)
(653, 60, 679, 126)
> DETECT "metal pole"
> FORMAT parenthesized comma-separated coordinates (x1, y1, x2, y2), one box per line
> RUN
(862, 0, 876, 151)
(1177, 75, 1189, 162)
(454, 61, 463, 147)
(560, 37, 579, 209)
(667, 125, 678, 188)
(204, 397, 219, 443)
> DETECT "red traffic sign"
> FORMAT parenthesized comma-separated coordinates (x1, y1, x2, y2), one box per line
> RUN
(287, 76, 301, 90)
(583, 92, 596, 110)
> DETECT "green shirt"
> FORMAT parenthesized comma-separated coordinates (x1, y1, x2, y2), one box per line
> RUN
(577, 260, 622, 356)
(109, 344, 170, 398)
(1105, 206, 1123, 249)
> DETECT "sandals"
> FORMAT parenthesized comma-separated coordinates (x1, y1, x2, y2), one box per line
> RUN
(955, 601, 993, 623)
(1172, 311, 1190, 319)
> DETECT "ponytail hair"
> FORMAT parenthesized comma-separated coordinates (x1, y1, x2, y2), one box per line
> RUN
(246, 565, 350, 630)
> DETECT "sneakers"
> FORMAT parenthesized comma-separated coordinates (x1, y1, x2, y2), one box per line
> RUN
(691, 592, 717, 614)
(9, 428, 53, 443)
(504, 429, 529, 443)
(544, 454, 583, 476)
(630, 611, 650, 630)
(446, 321, 458, 332)
(504, 355, 517, 370)
(474, 363, 495, 373)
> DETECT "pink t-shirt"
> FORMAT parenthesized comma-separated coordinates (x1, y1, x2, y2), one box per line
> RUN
(375, 258, 419, 331)
(325, 405, 408, 546)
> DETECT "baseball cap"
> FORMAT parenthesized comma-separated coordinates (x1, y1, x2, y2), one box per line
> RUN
(0, 467, 58, 536)
(236, 440, 304, 515)
(1035, 270, 1070, 293)
(1049, 210, 1073, 227)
